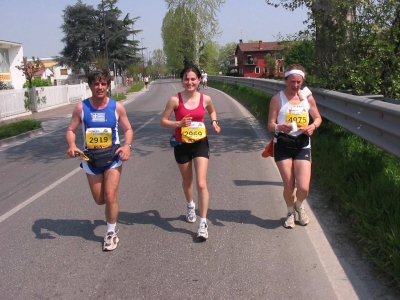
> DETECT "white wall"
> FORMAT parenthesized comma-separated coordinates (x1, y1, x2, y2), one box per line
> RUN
(53, 65, 72, 80)
(8, 46, 25, 89)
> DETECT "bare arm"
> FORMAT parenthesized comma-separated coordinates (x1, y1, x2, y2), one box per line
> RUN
(66, 103, 83, 157)
(204, 94, 221, 134)
(267, 93, 292, 134)
(160, 95, 192, 128)
(301, 95, 322, 136)
(115, 102, 133, 161)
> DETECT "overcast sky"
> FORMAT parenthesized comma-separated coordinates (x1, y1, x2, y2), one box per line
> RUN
(0, 0, 309, 58)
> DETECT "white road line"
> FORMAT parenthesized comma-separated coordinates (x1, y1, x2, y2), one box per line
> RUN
(0, 168, 81, 223)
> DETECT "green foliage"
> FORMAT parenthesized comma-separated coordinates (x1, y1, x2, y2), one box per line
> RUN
(0, 81, 13, 90)
(312, 121, 400, 288)
(22, 78, 52, 88)
(111, 92, 126, 101)
(264, 54, 277, 76)
(57, 0, 141, 76)
(164, 0, 225, 66)
(127, 82, 144, 93)
(209, 79, 400, 290)
(15, 57, 45, 88)
(0, 120, 41, 140)
(217, 42, 237, 75)
(283, 40, 315, 72)
(199, 41, 219, 74)
(265, 0, 400, 99)
(23, 88, 47, 111)
(162, 7, 197, 72)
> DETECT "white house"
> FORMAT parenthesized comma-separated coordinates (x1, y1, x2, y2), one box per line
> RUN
(0, 40, 25, 89)
(28, 57, 73, 85)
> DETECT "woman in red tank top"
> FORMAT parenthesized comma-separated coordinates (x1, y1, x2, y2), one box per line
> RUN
(160, 65, 221, 240)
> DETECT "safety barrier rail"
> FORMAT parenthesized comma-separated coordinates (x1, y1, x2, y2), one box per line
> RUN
(209, 75, 400, 159)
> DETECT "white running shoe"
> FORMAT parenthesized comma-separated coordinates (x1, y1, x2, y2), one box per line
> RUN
(186, 206, 196, 223)
(103, 231, 119, 251)
(295, 206, 310, 225)
(284, 213, 295, 228)
(197, 222, 208, 240)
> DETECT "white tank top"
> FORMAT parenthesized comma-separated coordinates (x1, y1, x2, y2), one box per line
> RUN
(276, 91, 311, 148)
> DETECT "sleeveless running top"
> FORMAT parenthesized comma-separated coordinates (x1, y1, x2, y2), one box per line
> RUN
(276, 91, 311, 148)
(81, 98, 120, 150)
(174, 92, 206, 143)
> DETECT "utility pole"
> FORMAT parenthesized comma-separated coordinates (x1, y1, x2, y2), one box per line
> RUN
(141, 37, 145, 78)
(102, 0, 109, 70)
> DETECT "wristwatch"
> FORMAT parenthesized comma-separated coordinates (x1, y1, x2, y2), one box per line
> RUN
(211, 120, 219, 125)
(126, 144, 132, 148)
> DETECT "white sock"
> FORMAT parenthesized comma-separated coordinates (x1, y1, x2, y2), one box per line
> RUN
(187, 201, 195, 208)
(200, 217, 207, 224)
(287, 206, 295, 215)
(295, 201, 304, 209)
(107, 222, 116, 234)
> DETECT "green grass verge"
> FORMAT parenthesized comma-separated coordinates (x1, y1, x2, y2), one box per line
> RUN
(209, 79, 400, 290)
(111, 93, 127, 101)
(127, 82, 145, 93)
(0, 119, 41, 140)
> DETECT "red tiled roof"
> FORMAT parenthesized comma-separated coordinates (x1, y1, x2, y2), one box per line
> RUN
(237, 41, 283, 53)
(33, 67, 46, 77)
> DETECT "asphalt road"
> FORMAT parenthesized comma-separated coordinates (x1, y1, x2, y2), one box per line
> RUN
(0, 80, 377, 299)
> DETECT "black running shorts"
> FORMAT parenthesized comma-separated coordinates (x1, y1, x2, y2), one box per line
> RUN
(174, 137, 210, 164)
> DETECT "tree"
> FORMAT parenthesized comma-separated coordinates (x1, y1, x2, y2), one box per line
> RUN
(161, 8, 196, 74)
(199, 41, 219, 74)
(217, 42, 237, 74)
(165, 0, 225, 66)
(152, 49, 167, 76)
(99, 0, 142, 74)
(264, 0, 400, 98)
(57, 0, 99, 76)
(57, 0, 142, 76)
(15, 57, 45, 88)
(15, 57, 47, 110)
(264, 54, 277, 77)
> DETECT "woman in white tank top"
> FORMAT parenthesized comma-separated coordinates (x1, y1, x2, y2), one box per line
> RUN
(267, 64, 322, 229)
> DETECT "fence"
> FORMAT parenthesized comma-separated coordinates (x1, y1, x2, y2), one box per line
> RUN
(209, 75, 400, 159)
(0, 80, 117, 121)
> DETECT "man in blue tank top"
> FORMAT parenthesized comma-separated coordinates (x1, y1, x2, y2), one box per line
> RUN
(66, 70, 134, 251)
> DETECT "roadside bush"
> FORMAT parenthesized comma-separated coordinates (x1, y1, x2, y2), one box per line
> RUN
(0, 120, 41, 140)
(127, 82, 144, 93)
(23, 78, 52, 88)
(0, 81, 14, 90)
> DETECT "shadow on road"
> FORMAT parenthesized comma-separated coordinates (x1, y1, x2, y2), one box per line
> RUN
(32, 218, 105, 242)
(31, 209, 283, 244)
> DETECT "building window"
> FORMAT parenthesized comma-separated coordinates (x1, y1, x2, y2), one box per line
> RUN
(278, 66, 284, 73)
(255, 67, 260, 74)
(264, 67, 268, 73)
(60, 69, 68, 75)
(246, 55, 254, 64)
(0, 49, 10, 73)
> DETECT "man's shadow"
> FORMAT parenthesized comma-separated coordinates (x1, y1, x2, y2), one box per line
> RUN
(32, 219, 105, 242)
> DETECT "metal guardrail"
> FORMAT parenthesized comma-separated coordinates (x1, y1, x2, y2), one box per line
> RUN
(209, 75, 400, 159)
